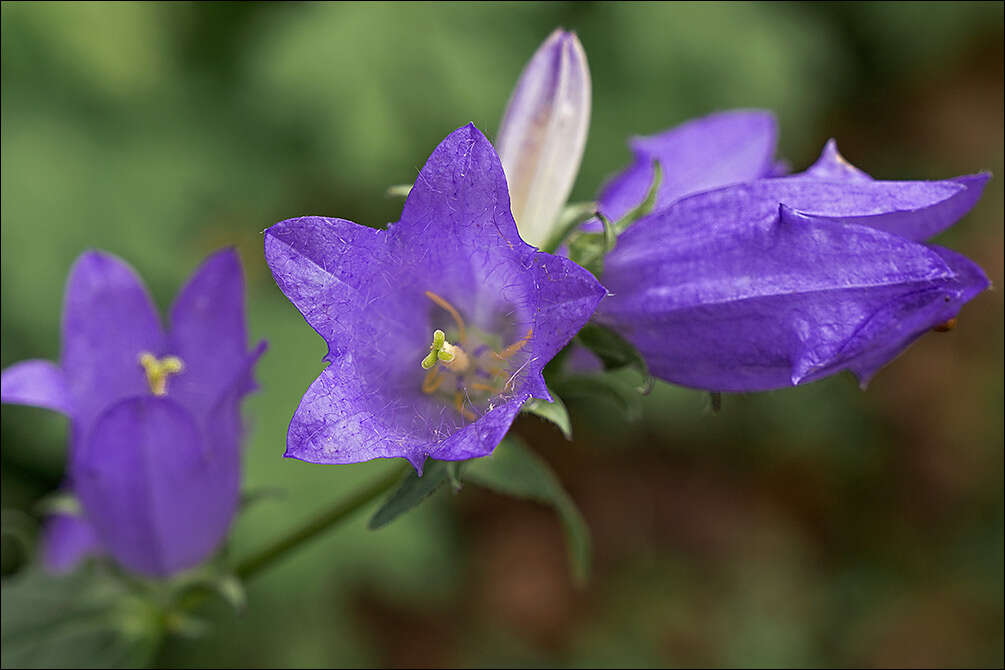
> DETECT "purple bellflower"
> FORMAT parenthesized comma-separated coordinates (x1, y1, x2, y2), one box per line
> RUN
(496, 28, 591, 248)
(590, 120, 990, 391)
(264, 124, 605, 473)
(1, 249, 266, 576)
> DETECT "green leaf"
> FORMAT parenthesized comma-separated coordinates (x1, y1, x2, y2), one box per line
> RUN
(239, 486, 286, 513)
(615, 158, 662, 233)
(521, 389, 573, 440)
(368, 461, 448, 530)
(552, 374, 644, 422)
(1, 568, 161, 669)
(576, 323, 654, 394)
(462, 437, 591, 586)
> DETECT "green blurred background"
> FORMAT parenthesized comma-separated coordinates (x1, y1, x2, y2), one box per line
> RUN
(2, 2, 1002, 667)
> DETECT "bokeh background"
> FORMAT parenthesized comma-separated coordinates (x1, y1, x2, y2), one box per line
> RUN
(2, 2, 1002, 667)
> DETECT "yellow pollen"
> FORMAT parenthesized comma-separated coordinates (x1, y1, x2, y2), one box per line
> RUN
(138, 352, 184, 396)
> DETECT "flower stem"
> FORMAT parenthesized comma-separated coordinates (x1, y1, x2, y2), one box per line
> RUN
(234, 464, 407, 581)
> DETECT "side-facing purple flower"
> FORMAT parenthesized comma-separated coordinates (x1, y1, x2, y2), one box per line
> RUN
(594, 173, 990, 391)
(1, 249, 266, 576)
(497, 28, 591, 248)
(264, 124, 605, 473)
(596, 109, 780, 222)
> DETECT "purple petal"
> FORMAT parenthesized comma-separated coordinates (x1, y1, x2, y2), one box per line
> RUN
(268, 125, 604, 471)
(841, 245, 990, 387)
(787, 140, 989, 241)
(60, 251, 166, 440)
(73, 396, 239, 577)
(497, 29, 591, 247)
(596, 109, 778, 221)
(797, 139, 874, 182)
(596, 189, 989, 392)
(41, 513, 102, 574)
(1, 360, 73, 415)
(168, 248, 255, 421)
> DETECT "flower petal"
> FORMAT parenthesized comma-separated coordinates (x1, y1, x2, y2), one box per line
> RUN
(788, 140, 989, 241)
(497, 29, 591, 247)
(271, 125, 604, 472)
(168, 248, 256, 420)
(1, 360, 73, 415)
(60, 251, 165, 438)
(596, 188, 988, 391)
(596, 109, 778, 221)
(73, 396, 238, 577)
(41, 512, 102, 574)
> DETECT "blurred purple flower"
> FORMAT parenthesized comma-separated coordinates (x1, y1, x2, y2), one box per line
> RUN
(1, 249, 266, 576)
(497, 28, 591, 248)
(264, 124, 604, 473)
(594, 158, 990, 391)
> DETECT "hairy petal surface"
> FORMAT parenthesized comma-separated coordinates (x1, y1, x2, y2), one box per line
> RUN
(497, 29, 591, 247)
(596, 109, 778, 221)
(596, 187, 990, 391)
(73, 397, 239, 577)
(267, 125, 604, 472)
(60, 251, 166, 441)
(1, 360, 73, 415)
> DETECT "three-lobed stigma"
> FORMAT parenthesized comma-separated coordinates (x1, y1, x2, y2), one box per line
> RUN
(138, 352, 184, 396)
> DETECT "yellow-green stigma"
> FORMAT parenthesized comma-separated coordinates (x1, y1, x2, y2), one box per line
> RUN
(420, 329, 469, 373)
(139, 352, 184, 396)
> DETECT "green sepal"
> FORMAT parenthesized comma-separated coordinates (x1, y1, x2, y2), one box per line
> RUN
(576, 323, 654, 394)
(462, 437, 591, 586)
(567, 212, 617, 276)
(614, 158, 662, 233)
(521, 387, 573, 440)
(541, 200, 599, 254)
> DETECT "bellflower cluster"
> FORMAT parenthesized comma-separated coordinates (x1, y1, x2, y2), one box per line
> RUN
(494, 31, 990, 392)
(264, 124, 605, 473)
(590, 115, 990, 390)
(1, 250, 266, 576)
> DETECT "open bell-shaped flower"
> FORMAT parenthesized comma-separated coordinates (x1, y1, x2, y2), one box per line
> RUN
(264, 124, 605, 473)
(1, 249, 266, 576)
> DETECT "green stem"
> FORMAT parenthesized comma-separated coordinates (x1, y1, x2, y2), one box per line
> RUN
(234, 465, 407, 581)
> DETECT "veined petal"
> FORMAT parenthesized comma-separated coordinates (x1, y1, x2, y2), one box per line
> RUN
(168, 248, 256, 421)
(788, 140, 990, 241)
(1, 360, 73, 415)
(73, 396, 239, 577)
(41, 512, 102, 574)
(269, 125, 604, 473)
(60, 251, 166, 439)
(497, 29, 591, 248)
(596, 109, 778, 222)
(596, 188, 989, 391)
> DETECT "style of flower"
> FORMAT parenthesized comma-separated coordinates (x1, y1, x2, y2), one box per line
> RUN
(264, 124, 605, 473)
(591, 131, 990, 391)
(496, 28, 591, 248)
(1, 249, 266, 576)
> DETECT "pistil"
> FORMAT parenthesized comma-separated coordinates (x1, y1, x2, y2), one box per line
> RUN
(139, 352, 184, 396)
